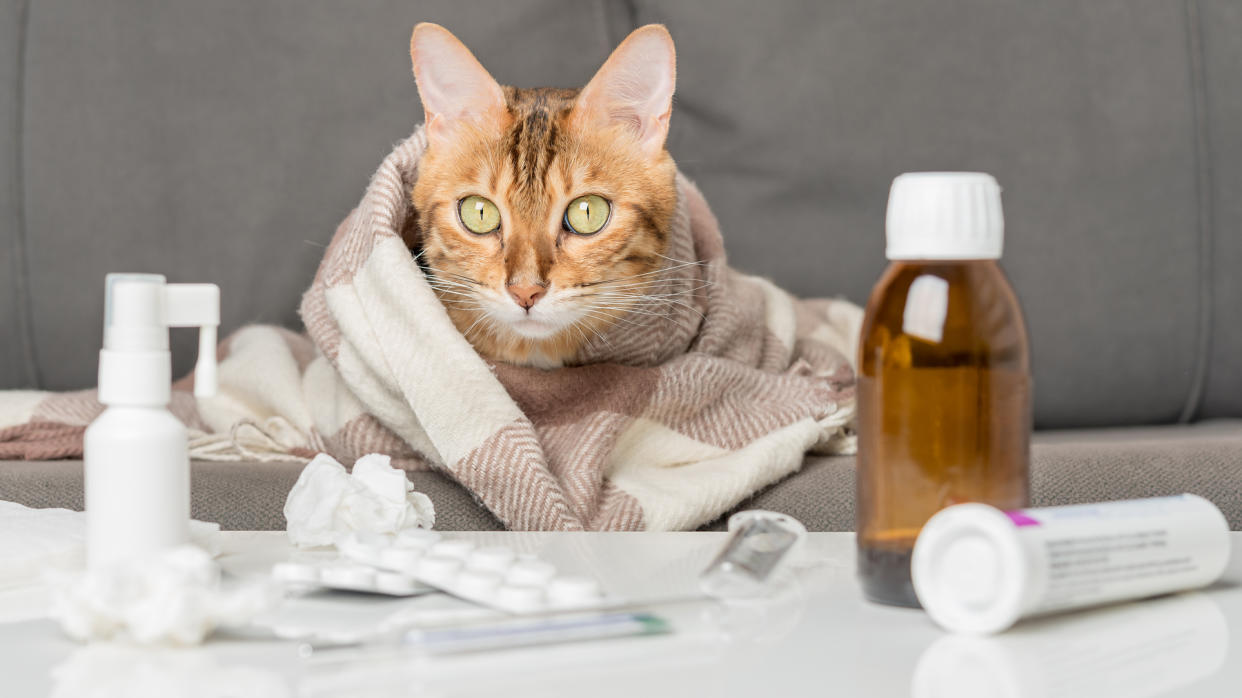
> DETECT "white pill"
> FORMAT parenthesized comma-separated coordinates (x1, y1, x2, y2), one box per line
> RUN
(429, 540, 476, 559)
(338, 534, 384, 566)
(457, 570, 503, 597)
(271, 562, 319, 584)
(380, 546, 424, 573)
(418, 554, 463, 583)
(467, 546, 515, 572)
(396, 529, 442, 549)
(323, 630, 364, 645)
(272, 625, 311, 640)
(547, 576, 602, 605)
(375, 571, 421, 595)
(496, 584, 545, 612)
(321, 564, 376, 588)
(356, 531, 394, 549)
(505, 560, 556, 586)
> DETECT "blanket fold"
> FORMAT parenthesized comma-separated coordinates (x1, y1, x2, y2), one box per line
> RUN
(1, 128, 861, 531)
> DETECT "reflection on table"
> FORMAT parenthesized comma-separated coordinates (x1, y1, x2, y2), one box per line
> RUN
(912, 591, 1229, 698)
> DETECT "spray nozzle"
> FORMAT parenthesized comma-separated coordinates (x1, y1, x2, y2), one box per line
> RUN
(165, 284, 220, 398)
(101, 274, 220, 403)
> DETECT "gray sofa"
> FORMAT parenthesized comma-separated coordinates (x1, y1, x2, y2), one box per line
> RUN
(2, 1, 1239, 530)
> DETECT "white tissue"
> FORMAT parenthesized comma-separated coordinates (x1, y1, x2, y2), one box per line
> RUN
(0, 500, 222, 590)
(283, 453, 435, 548)
(0, 502, 85, 590)
(50, 545, 271, 646)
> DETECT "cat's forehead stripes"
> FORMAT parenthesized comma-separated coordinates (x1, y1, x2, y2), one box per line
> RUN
(502, 87, 578, 212)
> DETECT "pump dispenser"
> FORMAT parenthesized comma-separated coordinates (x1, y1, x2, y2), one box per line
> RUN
(85, 274, 220, 568)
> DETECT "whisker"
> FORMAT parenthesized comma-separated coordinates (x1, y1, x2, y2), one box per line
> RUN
(576, 278, 715, 293)
(654, 252, 709, 268)
(427, 286, 479, 298)
(572, 315, 614, 351)
(577, 260, 706, 288)
(422, 265, 485, 287)
(461, 311, 494, 343)
(577, 308, 650, 332)
(439, 300, 483, 312)
(425, 276, 481, 291)
(590, 295, 707, 321)
(581, 306, 700, 337)
(587, 291, 705, 310)
(584, 287, 713, 301)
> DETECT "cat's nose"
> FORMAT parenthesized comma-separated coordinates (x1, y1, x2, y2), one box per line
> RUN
(507, 283, 546, 311)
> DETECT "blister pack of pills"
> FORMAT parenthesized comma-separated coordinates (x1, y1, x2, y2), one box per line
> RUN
(271, 529, 609, 615)
(271, 558, 433, 597)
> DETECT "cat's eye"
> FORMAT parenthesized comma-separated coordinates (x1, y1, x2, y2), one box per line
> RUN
(564, 195, 611, 235)
(458, 195, 501, 234)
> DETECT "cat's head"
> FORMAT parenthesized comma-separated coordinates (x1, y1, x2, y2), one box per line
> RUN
(407, 23, 679, 368)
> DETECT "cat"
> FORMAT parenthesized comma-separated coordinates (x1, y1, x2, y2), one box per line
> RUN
(406, 23, 680, 369)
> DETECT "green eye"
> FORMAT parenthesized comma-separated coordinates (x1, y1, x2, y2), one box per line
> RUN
(458, 195, 501, 234)
(564, 195, 611, 235)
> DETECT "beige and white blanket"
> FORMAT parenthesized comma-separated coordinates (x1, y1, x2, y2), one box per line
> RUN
(0, 129, 861, 531)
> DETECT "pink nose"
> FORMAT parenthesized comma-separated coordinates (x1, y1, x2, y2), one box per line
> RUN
(508, 283, 546, 311)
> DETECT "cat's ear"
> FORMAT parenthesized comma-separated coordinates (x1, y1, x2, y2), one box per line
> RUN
(575, 25, 676, 157)
(409, 23, 507, 145)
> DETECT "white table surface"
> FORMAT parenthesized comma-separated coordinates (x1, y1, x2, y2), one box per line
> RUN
(2, 531, 1241, 697)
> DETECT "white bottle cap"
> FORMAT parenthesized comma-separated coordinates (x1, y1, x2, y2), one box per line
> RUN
(911, 503, 1029, 635)
(886, 172, 1004, 260)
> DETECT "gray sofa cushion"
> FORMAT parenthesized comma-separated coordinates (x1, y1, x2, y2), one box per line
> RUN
(4, 0, 1239, 428)
(0, 0, 35, 390)
(712, 420, 1242, 530)
(1202, 1, 1242, 419)
(0, 458, 504, 532)
(4, 421, 1238, 531)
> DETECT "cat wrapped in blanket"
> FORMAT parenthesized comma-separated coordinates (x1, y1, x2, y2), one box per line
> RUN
(0, 22, 860, 531)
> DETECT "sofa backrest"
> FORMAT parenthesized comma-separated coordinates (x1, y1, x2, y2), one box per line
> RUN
(2, 0, 1238, 428)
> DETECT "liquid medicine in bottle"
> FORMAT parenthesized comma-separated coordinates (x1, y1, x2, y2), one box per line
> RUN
(856, 172, 1031, 607)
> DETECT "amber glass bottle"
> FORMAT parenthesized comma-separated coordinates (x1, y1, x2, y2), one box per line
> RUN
(856, 173, 1031, 607)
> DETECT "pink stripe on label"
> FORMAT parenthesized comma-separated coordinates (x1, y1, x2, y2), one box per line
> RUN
(1006, 510, 1041, 527)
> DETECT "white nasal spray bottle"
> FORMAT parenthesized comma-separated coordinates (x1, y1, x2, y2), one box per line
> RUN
(84, 273, 220, 569)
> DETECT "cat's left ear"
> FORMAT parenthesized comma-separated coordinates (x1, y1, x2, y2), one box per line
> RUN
(410, 23, 507, 145)
(575, 25, 676, 157)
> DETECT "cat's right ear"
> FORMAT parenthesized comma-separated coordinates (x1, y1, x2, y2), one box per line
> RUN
(409, 23, 507, 145)
(575, 25, 676, 157)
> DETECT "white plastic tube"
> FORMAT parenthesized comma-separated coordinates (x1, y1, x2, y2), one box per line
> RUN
(911, 494, 1230, 635)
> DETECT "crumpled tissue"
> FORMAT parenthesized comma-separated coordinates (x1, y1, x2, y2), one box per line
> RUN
(283, 453, 436, 548)
(50, 545, 272, 645)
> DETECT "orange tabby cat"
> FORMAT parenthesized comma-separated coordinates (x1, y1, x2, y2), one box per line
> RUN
(406, 23, 679, 368)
